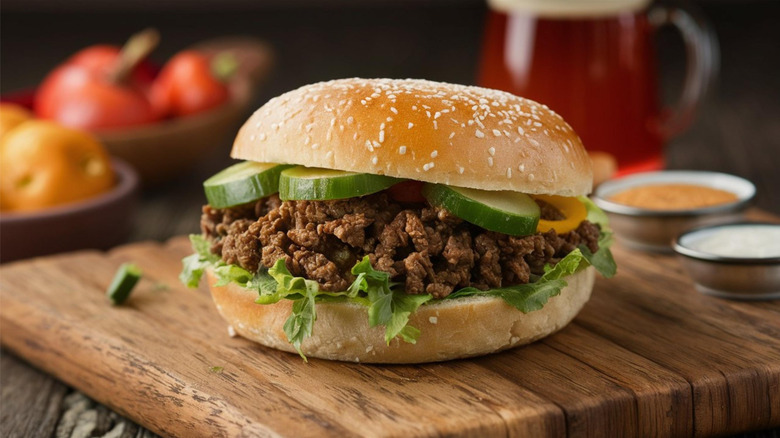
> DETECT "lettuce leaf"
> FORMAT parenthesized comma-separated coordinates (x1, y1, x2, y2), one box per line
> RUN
(179, 235, 220, 288)
(580, 196, 617, 278)
(351, 257, 432, 344)
(448, 248, 585, 312)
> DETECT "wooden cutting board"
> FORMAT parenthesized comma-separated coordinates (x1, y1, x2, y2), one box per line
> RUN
(2, 219, 780, 437)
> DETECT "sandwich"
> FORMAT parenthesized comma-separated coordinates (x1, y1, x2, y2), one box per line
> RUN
(180, 78, 616, 363)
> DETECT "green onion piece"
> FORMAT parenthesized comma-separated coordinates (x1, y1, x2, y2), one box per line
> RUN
(106, 263, 142, 305)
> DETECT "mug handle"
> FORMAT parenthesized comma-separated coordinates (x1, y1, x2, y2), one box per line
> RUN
(648, 4, 719, 139)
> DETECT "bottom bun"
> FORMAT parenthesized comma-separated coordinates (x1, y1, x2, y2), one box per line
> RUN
(206, 267, 595, 363)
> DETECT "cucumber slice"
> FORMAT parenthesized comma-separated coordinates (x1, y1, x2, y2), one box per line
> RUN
(106, 263, 142, 305)
(279, 166, 401, 200)
(203, 162, 291, 208)
(421, 184, 540, 236)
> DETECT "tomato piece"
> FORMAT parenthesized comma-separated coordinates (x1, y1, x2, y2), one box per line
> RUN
(150, 51, 230, 118)
(34, 45, 159, 130)
(388, 180, 426, 203)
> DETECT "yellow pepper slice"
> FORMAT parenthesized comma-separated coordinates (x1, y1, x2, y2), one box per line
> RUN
(533, 195, 587, 234)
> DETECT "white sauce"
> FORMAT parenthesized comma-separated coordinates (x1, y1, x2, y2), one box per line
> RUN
(687, 225, 780, 258)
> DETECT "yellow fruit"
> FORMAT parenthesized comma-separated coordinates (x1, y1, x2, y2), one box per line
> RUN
(0, 120, 115, 212)
(0, 103, 33, 140)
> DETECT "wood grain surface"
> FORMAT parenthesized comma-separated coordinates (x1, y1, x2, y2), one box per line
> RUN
(2, 225, 779, 437)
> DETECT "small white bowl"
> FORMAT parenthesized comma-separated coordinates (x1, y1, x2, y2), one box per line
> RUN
(673, 222, 780, 300)
(593, 171, 755, 252)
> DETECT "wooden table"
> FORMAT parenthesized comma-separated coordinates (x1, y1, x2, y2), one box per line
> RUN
(2, 2, 779, 437)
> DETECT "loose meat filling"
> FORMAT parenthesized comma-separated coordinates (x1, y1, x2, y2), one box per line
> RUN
(201, 193, 600, 298)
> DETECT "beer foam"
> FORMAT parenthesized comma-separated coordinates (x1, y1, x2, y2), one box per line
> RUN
(488, 0, 650, 18)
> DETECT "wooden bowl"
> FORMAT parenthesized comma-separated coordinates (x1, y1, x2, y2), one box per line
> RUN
(0, 159, 139, 263)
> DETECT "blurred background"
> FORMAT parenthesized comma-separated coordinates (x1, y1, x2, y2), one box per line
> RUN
(2, 0, 779, 245)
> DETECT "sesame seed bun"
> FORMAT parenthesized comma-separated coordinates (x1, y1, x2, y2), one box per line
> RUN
(232, 78, 592, 197)
(206, 266, 595, 363)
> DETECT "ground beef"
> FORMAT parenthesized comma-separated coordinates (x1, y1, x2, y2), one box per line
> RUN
(201, 193, 600, 298)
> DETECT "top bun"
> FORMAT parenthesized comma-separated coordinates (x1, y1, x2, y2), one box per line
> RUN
(232, 78, 592, 196)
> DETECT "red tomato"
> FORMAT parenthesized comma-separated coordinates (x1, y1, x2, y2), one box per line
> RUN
(388, 180, 427, 203)
(34, 45, 158, 130)
(150, 51, 230, 118)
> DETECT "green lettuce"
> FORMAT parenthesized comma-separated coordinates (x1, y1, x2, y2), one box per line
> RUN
(580, 196, 617, 278)
(179, 235, 220, 288)
(448, 247, 585, 312)
(180, 198, 616, 357)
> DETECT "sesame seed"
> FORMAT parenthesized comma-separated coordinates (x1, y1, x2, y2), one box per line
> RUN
(449, 132, 455, 139)
(304, 136, 311, 145)
(347, 116, 354, 124)
(258, 133, 266, 141)
(371, 156, 378, 165)
(326, 151, 333, 160)
(399, 146, 407, 154)
(361, 99, 367, 105)
(529, 139, 540, 146)
(365, 140, 373, 151)
(506, 168, 512, 178)
(475, 129, 485, 138)
(379, 131, 385, 143)
(517, 126, 525, 135)
(431, 150, 438, 158)
(518, 164, 525, 172)
(488, 157, 494, 166)
(372, 140, 380, 148)
(492, 129, 502, 137)
(426, 111, 431, 118)
(433, 120, 438, 130)
(528, 173, 535, 181)
(312, 95, 320, 102)
(434, 112, 441, 119)
(387, 117, 393, 122)
(311, 143, 320, 149)
(412, 105, 418, 110)
(457, 166, 465, 174)
(488, 147, 495, 156)
(423, 162, 435, 171)
(408, 122, 414, 129)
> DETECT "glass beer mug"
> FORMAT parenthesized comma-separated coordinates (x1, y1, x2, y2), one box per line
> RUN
(478, 0, 717, 174)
